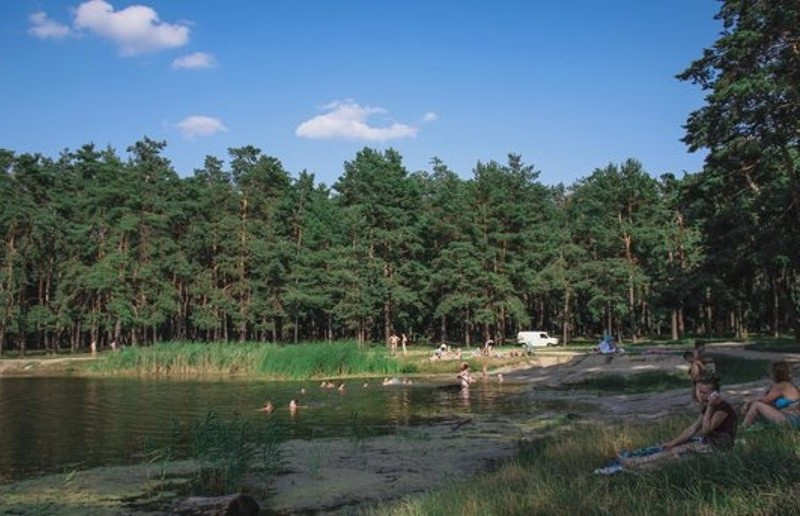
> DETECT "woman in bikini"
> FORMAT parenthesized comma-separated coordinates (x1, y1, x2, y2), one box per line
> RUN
(741, 361, 800, 430)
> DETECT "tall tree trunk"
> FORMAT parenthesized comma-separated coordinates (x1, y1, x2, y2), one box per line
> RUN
(465, 307, 471, 348)
(773, 276, 780, 337)
(562, 288, 571, 346)
(671, 309, 679, 341)
(384, 296, 392, 349)
(499, 305, 506, 345)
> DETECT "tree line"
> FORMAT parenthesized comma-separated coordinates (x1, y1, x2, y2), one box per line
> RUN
(1, 0, 798, 354)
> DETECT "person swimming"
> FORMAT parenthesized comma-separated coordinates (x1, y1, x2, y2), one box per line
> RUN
(258, 401, 274, 414)
(457, 362, 472, 389)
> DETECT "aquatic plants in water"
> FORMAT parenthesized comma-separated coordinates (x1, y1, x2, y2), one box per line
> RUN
(90, 340, 417, 379)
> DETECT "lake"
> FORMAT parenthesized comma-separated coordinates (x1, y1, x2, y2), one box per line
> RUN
(0, 375, 530, 483)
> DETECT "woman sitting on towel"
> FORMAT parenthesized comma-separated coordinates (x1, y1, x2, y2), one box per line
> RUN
(595, 375, 737, 474)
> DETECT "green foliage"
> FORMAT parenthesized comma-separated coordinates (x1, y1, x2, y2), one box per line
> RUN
(144, 411, 284, 497)
(678, 0, 800, 340)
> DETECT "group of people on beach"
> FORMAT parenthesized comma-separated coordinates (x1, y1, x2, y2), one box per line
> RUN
(597, 341, 800, 474)
(388, 332, 409, 355)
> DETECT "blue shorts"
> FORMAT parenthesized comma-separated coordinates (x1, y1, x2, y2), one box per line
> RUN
(785, 413, 800, 429)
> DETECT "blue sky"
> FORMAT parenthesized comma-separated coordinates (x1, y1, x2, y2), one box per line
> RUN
(0, 1, 721, 187)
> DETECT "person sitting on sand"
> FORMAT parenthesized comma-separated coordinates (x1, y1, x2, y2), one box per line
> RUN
(741, 361, 800, 431)
(595, 375, 737, 474)
(457, 362, 473, 389)
(431, 343, 447, 360)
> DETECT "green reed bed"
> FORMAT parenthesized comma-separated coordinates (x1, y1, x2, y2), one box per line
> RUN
(141, 411, 284, 498)
(90, 341, 416, 379)
(375, 419, 800, 516)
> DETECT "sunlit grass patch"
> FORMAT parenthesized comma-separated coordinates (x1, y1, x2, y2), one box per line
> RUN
(372, 420, 800, 516)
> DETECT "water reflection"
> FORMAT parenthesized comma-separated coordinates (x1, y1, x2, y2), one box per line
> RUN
(0, 375, 528, 483)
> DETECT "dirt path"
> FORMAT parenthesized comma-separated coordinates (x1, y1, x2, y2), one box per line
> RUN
(0, 355, 97, 375)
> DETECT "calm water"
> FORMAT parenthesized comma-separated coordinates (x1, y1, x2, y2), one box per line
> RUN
(0, 375, 530, 483)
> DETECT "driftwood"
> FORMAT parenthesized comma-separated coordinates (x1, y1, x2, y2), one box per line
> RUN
(173, 493, 260, 515)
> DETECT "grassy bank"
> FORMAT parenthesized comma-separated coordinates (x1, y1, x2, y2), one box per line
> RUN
(563, 354, 770, 395)
(89, 341, 416, 379)
(565, 370, 690, 393)
(744, 336, 800, 353)
(374, 420, 800, 516)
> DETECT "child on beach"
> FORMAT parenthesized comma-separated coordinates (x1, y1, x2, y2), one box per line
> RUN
(683, 351, 706, 382)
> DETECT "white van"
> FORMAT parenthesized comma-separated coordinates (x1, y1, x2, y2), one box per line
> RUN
(517, 331, 559, 350)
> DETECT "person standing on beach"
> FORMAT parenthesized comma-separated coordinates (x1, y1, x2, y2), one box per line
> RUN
(389, 333, 400, 354)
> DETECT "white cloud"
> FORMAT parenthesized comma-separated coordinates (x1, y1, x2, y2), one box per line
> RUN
(176, 115, 228, 139)
(296, 100, 418, 141)
(422, 112, 438, 123)
(28, 11, 73, 39)
(172, 51, 217, 69)
(74, 0, 189, 56)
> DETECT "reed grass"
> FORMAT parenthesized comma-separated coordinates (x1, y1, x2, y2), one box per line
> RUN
(373, 420, 800, 516)
(89, 341, 416, 379)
